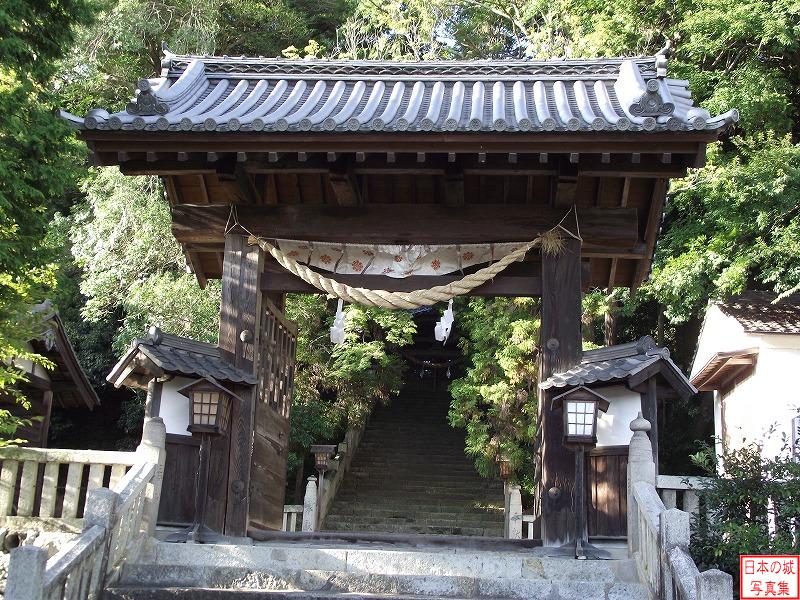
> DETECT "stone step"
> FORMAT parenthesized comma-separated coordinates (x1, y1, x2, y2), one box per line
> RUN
(322, 515, 504, 528)
(322, 517, 505, 530)
(322, 524, 500, 537)
(105, 589, 516, 600)
(325, 505, 504, 518)
(114, 542, 645, 599)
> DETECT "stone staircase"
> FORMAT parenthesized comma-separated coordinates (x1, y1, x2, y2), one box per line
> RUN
(322, 390, 505, 537)
(104, 538, 648, 599)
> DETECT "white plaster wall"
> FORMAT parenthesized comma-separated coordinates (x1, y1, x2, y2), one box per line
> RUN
(595, 384, 642, 447)
(691, 305, 754, 378)
(158, 376, 194, 436)
(13, 342, 52, 381)
(720, 342, 800, 459)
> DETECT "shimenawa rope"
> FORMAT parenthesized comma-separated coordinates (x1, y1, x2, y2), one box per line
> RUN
(232, 207, 580, 310)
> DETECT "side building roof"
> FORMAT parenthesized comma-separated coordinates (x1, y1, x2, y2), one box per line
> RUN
(107, 327, 256, 389)
(62, 51, 738, 135)
(715, 291, 800, 335)
(540, 335, 696, 399)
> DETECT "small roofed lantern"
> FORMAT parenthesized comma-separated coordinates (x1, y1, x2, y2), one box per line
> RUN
(496, 455, 513, 481)
(552, 386, 611, 445)
(311, 444, 337, 473)
(179, 377, 238, 436)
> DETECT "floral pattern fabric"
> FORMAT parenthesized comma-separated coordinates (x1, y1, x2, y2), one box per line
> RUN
(277, 240, 525, 278)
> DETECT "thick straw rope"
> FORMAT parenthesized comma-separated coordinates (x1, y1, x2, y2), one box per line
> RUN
(248, 235, 553, 309)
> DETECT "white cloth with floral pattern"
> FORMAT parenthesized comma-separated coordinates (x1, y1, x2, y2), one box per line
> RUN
(276, 240, 527, 278)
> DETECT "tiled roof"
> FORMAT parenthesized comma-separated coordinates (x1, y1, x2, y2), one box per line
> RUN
(62, 51, 738, 134)
(540, 336, 696, 398)
(717, 291, 800, 334)
(107, 328, 256, 387)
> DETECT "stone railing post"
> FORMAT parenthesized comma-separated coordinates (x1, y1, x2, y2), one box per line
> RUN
(136, 417, 167, 537)
(302, 476, 317, 532)
(507, 484, 523, 539)
(696, 569, 734, 600)
(84, 487, 120, 595)
(6, 545, 47, 600)
(659, 508, 690, 598)
(628, 412, 655, 556)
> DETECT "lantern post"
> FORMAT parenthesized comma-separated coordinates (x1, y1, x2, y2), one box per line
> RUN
(551, 386, 610, 559)
(310, 444, 336, 529)
(167, 377, 240, 544)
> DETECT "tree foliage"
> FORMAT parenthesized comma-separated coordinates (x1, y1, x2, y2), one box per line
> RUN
(690, 441, 800, 591)
(448, 298, 539, 483)
(0, 0, 95, 443)
(285, 295, 416, 472)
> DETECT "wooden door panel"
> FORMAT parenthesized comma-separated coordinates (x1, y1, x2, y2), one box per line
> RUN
(249, 296, 298, 531)
(157, 434, 200, 526)
(587, 446, 628, 539)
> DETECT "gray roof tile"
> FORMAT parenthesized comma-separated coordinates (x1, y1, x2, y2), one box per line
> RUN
(540, 335, 696, 398)
(107, 329, 256, 386)
(62, 53, 738, 134)
(717, 291, 800, 334)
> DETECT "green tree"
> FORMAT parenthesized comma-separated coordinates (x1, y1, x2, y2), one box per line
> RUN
(449, 298, 539, 485)
(690, 441, 800, 592)
(0, 0, 95, 443)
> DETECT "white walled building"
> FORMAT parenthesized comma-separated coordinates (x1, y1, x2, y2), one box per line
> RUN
(690, 291, 800, 461)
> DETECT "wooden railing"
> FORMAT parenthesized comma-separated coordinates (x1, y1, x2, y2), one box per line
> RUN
(5, 417, 166, 600)
(627, 414, 732, 600)
(0, 447, 139, 531)
(282, 504, 303, 532)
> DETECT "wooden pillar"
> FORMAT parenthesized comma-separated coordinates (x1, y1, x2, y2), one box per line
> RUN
(642, 376, 659, 473)
(539, 236, 582, 546)
(218, 233, 263, 536)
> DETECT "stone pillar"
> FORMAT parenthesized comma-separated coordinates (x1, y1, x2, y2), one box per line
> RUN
(136, 417, 167, 536)
(696, 569, 734, 600)
(6, 546, 47, 600)
(302, 476, 318, 532)
(627, 413, 655, 556)
(507, 484, 523, 539)
(539, 236, 583, 547)
(84, 487, 120, 596)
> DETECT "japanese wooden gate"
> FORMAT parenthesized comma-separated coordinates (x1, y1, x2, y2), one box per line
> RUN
(65, 52, 735, 542)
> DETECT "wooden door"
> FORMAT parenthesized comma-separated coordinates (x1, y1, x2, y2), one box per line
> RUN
(249, 297, 298, 531)
(587, 445, 628, 539)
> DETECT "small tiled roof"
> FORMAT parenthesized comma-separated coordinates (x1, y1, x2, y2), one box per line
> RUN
(540, 336, 696, 398)
(62, 50, 738, 134)
(107, 327, 256, 388)
(717, 291, 800, 334)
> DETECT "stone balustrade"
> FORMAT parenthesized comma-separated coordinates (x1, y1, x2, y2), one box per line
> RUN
(4, 418, 166, 600)
(282, 505, 303, 532)
(0, 447, 140, 532)
(627, 413, 732, 600)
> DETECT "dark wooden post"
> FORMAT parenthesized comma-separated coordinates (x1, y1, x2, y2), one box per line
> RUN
(218, 233, 263, 536)
(539, 235, 582, 547)
(642, 376, 659, 473)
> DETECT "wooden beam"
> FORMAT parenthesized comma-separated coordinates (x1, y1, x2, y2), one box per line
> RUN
(84, 130, 717, 156)
(218, 235, 261, 537)
(328, 160, 361, 206)
(539, 237, 583, 546)
(171, 204, 640, 247)
(444, 166, 465, 207)
(633, 178, 668, 289)
(117, 152, 687, 178)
